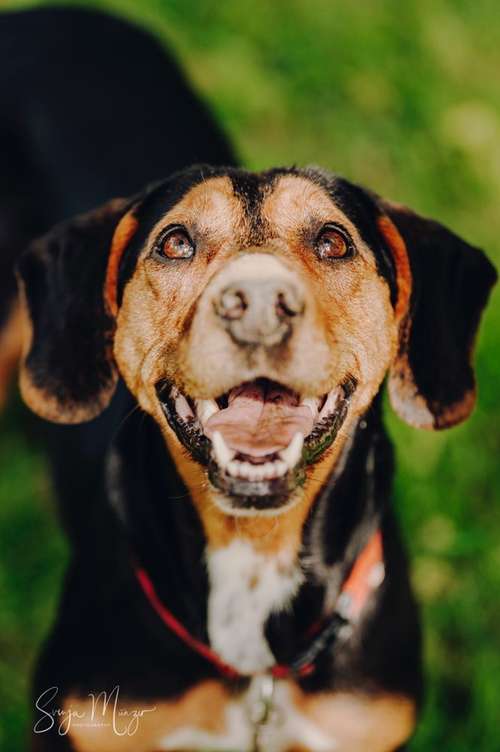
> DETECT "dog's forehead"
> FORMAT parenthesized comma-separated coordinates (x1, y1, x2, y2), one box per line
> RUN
(260, 174, 360, 236)
(155, 169, 360, 240)
(152, 175, 246, 236)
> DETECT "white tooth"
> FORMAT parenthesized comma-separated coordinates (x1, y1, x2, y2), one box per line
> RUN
(261, 466, 272, 480)
(239, 462, 253, 479)
(227, 460, 241, 477)
(245, 465, 256, 481)
(212, 431, 235, 468)
(252, 466, 266, 481)
(278, 432, 304, 469)
(260, 462, 273, 479)
(274, 460, 288, 477)
(195, 398, 219, 424)
(174, 393, 194, 421)
(319, 387, 341, 420)
(300, 397, 320, 419)
(268, 461, 284, 479)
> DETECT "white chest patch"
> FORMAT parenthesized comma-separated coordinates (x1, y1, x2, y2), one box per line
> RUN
(206, 540, 303, 674)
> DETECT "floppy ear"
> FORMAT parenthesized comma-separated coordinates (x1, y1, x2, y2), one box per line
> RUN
(376, 200, 497, 429)
(16, 197, 140, 424)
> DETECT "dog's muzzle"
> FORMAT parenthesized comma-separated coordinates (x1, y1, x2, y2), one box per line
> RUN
(156, 252, 356, 513)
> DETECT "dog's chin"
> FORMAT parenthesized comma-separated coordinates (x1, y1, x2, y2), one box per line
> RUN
(209, 486, 304, 518)
(155, 375, 356, 514)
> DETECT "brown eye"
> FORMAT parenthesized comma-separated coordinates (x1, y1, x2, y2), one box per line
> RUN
(315, 225, 353, 260)
(156, 227, 195, 260)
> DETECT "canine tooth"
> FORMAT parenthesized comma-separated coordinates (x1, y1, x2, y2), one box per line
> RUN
(174, 393, 194, 421)
(319, 388, 341, 420)
(274, 460, 288, 477)
(278, 432, 304, 469)
(227, 460, 241, 477)
(195, 399, 219, 424)
(212, 431, 235, 468)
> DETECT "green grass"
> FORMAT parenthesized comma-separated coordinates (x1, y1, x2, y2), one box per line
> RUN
(1, 1, 500, 749)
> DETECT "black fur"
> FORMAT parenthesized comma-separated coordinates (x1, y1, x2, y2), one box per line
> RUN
(382, 205, 497, 424)
(0, 6, 235, 324)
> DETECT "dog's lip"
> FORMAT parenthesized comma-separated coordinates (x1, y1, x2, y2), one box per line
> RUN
(155, 376, 356, 503)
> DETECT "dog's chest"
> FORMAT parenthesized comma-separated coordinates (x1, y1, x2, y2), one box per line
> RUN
(206, 539, 304, 674)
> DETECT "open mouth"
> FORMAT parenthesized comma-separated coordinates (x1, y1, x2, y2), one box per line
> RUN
(156, 376, 356, 510)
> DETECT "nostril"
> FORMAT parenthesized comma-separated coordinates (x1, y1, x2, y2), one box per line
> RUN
(216, 288, 248, 321)
(275, 289, 304, 319)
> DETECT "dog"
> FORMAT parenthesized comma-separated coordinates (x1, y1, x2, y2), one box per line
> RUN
(1, 7, 497, 752)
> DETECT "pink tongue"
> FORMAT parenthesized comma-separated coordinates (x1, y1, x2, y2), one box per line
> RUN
(205, 381, 314, 457)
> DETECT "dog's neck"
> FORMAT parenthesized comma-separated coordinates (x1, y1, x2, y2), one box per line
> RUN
(109, 390, 390, 671)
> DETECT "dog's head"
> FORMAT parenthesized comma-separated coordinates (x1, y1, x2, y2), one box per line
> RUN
(17, 166, 496, 516)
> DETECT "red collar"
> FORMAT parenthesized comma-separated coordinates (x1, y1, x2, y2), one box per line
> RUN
(135, 529, 384, 680)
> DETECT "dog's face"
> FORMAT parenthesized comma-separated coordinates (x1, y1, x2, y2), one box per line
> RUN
(17, 166, 496, 517)
(112, 169, 402, 513)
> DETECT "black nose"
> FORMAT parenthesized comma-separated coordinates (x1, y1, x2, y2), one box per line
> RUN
(215, 277, 304, 346)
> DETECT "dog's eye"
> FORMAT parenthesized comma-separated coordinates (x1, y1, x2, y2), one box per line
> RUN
(156, 227, 195, 260)
(315, 225, 353, 260)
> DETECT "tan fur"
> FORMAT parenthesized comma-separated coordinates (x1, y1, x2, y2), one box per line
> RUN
(375, 212, 439, 429)
(64, 678, 415, 752)
(376, 215, 412, 322)
(105, 211, 140, 317)
(290, 684, 416, 752)
(64, 680, 231, 752)
(0, 298, 23, 407)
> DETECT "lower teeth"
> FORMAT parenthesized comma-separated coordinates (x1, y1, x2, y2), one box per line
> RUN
(210, 428, 303, 482)
(226, 459, 288, 481)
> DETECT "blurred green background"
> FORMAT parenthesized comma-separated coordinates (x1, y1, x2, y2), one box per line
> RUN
(1, 1, 499, 750)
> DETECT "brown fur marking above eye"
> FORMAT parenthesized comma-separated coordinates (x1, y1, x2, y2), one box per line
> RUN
(144, 175, 247, 256)
(262, 175, 359, 243)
